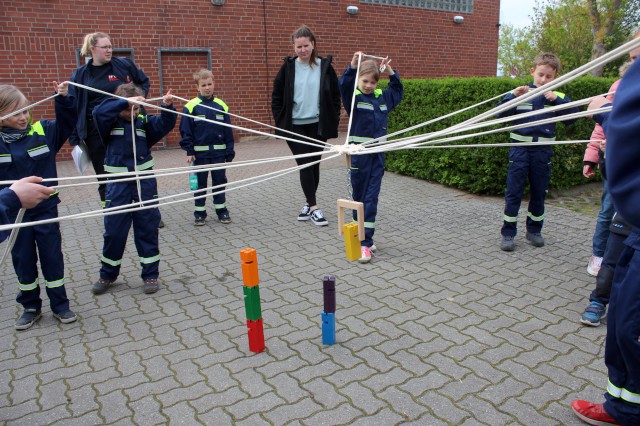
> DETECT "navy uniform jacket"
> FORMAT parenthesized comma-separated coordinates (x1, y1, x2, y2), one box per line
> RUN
(0, 95, 76, 214)
(69, 57, 150, 145)
(179, 95, 234, 160)
(602, 59, 640, 249)
(92, 98, 176, 174)
(339, 67, 403, 143)
(0, 187, 20, 242)
(496, 83, 578, 143)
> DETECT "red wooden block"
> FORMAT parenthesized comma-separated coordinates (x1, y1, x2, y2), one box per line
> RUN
(247, 318, 265, 353)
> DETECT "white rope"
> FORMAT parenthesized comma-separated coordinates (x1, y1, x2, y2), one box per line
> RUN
(412, 139, 594, 150)
(0, 208, 24, 268)
(0, 152, 341, 232)
(0, 94, 59, 121)
(360, 90, 511, 148)
(67, 81, 331, 150)
(366, 105, 612, 154)
(129, 105, 143, 208)
(172, 95, 332, 149)
(363, 101, 612, 154)
(359, 36, 640, 155)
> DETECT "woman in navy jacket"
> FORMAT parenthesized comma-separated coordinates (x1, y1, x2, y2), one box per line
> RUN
(69, 32, 150, 206)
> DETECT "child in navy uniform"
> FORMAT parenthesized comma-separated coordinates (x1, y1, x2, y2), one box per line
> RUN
(179, 69, 234, 226)
(571, 53, 640, 426)
(496, 53, 578, 251)
(0, 83, 77, 330)
(91, 83, 176, 295)
(339, 53, 403, 263)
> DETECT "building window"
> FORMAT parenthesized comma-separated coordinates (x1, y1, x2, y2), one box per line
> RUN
(359, 0, 473, 13)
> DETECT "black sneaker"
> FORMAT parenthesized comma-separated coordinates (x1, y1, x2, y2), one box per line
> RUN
(143, 278, 159, 294)
(53, 309, 78, 324)
(194, 217, 206, 226)
(298, 204, 311, 221)
(15, 309, 42, 330)
(92, 278, 114, 295)
(310, 209, 328, 226)
(218, 211, 231, 224)
(158, 219, 165, 229)
(500, 235, 515, 251)
(526, 232, 545, 247)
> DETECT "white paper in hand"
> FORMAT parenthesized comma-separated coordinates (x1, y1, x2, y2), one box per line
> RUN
(71, 142, 90, 175)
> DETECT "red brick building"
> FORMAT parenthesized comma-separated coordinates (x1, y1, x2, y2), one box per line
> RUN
(0, 0, 499, 157)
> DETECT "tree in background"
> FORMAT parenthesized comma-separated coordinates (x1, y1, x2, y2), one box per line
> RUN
(497, 23, 537, 77)
(498, 0, 639, 78)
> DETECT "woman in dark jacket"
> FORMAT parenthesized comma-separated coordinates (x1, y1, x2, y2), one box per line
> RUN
(271, 25, 341, 226)
(69, 32, 150, 206)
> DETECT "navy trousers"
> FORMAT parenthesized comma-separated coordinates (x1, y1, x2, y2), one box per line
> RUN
(13, 206, 70, 314)
(193, 156, 227, 219)
(502, 147, 552, 237)
(350, 152, 384, 247)
(100, 178, 160, 281)
(603, 245, 640, 424)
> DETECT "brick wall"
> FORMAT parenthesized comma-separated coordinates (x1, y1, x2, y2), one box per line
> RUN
(0, 0, 500, 159)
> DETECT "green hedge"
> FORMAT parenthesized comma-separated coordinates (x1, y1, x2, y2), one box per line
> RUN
(380, 76, 616, 195)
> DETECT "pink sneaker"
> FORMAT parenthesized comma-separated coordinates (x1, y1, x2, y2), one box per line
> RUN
(587, 255, 603, 276)
(571, 400, 620, 425)
(359, 246, 372, 264)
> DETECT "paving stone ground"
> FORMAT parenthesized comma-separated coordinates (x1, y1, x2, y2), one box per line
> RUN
(0, 137, 609, 425)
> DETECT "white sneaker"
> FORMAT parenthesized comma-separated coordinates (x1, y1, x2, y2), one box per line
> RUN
(298, 204, 311, 221)
(370, 244, 377, 252)
(310, 209, 328, 226)
(359, 246, 372, 263)
(587, 255, 603, 276)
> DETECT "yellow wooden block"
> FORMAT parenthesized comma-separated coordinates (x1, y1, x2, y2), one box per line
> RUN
(343, 223, 361, 261)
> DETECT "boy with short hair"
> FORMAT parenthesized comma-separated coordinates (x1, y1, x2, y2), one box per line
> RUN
(496, 53, 578, 251)
(179, 69, 235, 226)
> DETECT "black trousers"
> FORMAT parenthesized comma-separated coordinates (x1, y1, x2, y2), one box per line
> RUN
(85, 119, 108, 203)
(285, 123, 325, 207)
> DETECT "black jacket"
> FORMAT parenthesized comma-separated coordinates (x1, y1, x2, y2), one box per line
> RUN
(69, 56, 150, 146)
(271, 55, 341, 140)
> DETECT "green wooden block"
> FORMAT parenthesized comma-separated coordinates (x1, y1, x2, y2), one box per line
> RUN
(243, 285, 262, 321)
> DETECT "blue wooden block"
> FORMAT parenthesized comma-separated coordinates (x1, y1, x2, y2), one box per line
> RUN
(322, 311, 335, 345)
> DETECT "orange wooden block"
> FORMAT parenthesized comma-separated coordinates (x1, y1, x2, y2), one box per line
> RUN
(240, 248, 257, 263)
(241, 262, 260, 287)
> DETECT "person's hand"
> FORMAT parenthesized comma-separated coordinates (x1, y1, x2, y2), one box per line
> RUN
(543, 91, 557, 102)
(513, 86, 529, 96)
(187, 155, 195, 164)
(600, 139, 607, 151)
(583, 164, 595, 178)
(54, 81, 68, 96)
(162, 89, 174, 106)
(127, 96, 146, 108)
(381, 56, 394, 75)
(350, 51, 363, 69)
(226, 151, 235, 162)
(9, 176, 55, 209)
(587, 96, 611, 118)
(588, 96, 610, 111)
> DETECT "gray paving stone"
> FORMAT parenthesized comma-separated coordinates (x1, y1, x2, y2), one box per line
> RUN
(225, 391, 285, 421)
(303, 402, 364, 426)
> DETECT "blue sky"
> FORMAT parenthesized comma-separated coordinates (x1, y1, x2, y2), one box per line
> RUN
(500, 0, 537, 28)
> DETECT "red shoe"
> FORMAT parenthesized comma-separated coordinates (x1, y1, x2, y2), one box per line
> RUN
(571, 400, 620, 425)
